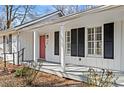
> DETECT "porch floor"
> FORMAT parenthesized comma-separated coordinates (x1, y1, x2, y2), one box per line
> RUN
(27, 61, 124, 87)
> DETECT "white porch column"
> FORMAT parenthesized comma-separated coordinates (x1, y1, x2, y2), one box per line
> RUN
(60, 24, 65, 72)
(33, 31, 39, 62)
(16, 32, 20, 65)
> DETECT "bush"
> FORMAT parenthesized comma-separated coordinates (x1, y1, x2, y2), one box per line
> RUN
(14, 67, 31, 77)
(14, 61, 43, 86)
(87, 68, 118, 87)
(23, 62, 43, 85)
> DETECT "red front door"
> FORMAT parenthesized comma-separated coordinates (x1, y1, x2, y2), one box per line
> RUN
(40, 35, 45, 59)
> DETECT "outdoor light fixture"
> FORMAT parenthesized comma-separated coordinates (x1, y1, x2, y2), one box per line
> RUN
(46, 35, 49, 39)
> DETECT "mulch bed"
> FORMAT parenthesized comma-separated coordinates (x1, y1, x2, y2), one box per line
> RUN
(0, 62, 89, 87)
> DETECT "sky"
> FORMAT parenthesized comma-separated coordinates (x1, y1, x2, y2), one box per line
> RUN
(34, 5, 56, 15)
(33, 5, 91, 15)
(0, 5, 96, 17)
(0, 5, 97, 27)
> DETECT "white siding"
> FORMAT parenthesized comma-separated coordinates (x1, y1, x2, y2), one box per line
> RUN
(19, 31, 33, 60)
(121, 20, 124, 71)
(45, 30, 60, 63)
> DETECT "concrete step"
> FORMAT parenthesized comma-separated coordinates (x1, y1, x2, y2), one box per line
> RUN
(37, 67, 87, 82)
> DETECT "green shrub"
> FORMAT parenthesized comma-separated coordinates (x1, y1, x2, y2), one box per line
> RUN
(14, 61, 43, 86)
(14, 67, 31, 77)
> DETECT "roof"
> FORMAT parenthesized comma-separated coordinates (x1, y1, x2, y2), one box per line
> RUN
(16, 5, 121, 31)
(15, 10, 64, 29)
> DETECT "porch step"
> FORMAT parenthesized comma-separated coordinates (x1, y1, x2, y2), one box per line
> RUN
(36, 67, 87, 82)
(36, 67, 124, 87)
(27, 61, 124, 87)
(114, 75, 124, 87)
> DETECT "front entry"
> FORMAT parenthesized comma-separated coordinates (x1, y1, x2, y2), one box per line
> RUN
(40, 35, 45, 59)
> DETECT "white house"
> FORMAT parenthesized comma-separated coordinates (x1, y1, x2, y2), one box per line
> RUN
(1, 5, 124, 72)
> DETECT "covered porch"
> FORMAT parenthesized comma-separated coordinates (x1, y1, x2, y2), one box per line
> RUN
(33, 23, 66, 72)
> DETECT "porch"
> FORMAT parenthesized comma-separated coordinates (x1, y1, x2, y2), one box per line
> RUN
(29, 60, 124, 87)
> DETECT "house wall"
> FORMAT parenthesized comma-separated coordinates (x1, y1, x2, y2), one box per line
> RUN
(19, 31, 33, 61)
(17, 6, 124, 71)
(62, 7, 124, 71)
(36, 6, 124, 71)
(121, 21, 124, 71)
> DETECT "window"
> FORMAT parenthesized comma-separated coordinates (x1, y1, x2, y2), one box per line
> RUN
(71, 27, 85, 57)
(54, 31, 59, 55)
(87, 26, 102, 56)
(65, 31, 71, 55)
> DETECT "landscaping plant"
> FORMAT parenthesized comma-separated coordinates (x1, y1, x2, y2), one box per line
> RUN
(87, 68, 118, 87)
(14, 61, 43, 86)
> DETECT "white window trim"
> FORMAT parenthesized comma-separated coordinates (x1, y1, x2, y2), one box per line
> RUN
(87, 25, 103, 58)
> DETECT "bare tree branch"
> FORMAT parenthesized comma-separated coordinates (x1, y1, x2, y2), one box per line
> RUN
(0, 5, 37, 29)
(12, 6, 20, 21)
(20, 6, 29, 25)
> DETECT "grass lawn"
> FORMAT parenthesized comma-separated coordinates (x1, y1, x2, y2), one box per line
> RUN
(0, 62, 88, 87)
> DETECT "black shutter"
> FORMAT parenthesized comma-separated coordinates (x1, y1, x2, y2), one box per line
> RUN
(3, 36, 5, 43)
(104, 23, 114, 59)
(78, 27, 85, 57)
(9, 34, 12, 53)
(54, 32, 59, 55)
(71, 29, 77, 56)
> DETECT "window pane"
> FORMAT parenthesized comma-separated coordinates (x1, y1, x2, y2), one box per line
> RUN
(96, 42, 102, 48)
(96, 27, 102, 33)
(88, 49, 92, 54)
(67, 43, 71, 48)
(96, 49, 102, 55)
(67, 37, 70, 42)
(92, 42, 94, 48)
(91, 28, 94, 34)
(88, 35, 91, 41)
(91, 35, 94, 40)
(91, 49, 94, 54)
(96, 34, 102, 40)
(88, 28, 91, 34)
(67, 31, 70, 36)
(88, 42, 91, 48)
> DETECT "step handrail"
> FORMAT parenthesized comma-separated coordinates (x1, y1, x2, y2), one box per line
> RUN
(1, 48, 25, 65)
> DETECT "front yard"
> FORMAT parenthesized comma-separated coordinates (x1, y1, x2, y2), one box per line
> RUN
(0, 62, 88, 87)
